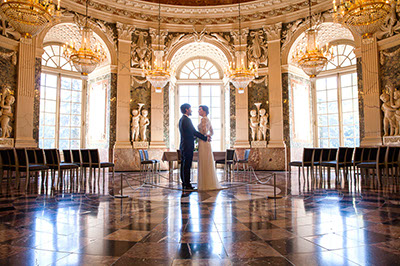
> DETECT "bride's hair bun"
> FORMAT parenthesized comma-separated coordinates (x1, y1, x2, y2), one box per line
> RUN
(199, 105, 209, 115)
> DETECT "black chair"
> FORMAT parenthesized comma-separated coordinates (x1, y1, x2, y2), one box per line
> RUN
(216, 149, 236, 181)
(44, 149, 79, 191)
(289, 148, 314, 184)
(0, 148, 15, 188)
(139, 149, 155, 181)
(80, 149, 92, 188)
(236, 149, 251, 172)
(311, 148, 322, 181)
(71, 149, 84, 187)
(88, 149, 115, 192)
(358, 146, 387, 186)
(63, 150, 72, 163)
(144, 150, 160, 175)
(352, 147, 363, 184)
(320, 147, 346, 183)
(15, 148, 49, 191)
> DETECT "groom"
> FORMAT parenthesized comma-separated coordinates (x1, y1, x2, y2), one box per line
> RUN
(179, 103, 209, 190)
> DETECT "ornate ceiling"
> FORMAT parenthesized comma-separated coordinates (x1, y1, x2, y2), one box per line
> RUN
(140, 0, 255, 6)
(288, 22, 354, 62)
(63, 0, 332, 30)
(171, 42, 228, 73)
(44, 23, 110, 64)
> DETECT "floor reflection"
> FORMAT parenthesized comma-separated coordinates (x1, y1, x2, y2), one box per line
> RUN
(0, 170, 399, 265)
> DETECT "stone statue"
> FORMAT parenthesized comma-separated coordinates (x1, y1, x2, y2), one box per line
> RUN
(258, 108, 269, 141)
(131, 109, 140, 141)
(0, 86, 15, 138)
(139, 109, 150, 141)
(131, 103, 145, 142)
(249, 109, 258, 141)
(381, 92, 397, 136)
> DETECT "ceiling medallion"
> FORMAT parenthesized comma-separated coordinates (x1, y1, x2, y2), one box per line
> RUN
(0, 0, 60, 38)
(333, 0, 393, 43)
(225, 0, 257, 94)
(292, 0, 331, 78)
(63, 0, 106, 78)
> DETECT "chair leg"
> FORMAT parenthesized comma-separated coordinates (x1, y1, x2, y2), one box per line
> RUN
(25, 170, 30, 191)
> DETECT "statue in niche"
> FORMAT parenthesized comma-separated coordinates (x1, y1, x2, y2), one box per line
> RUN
(0, 86, 15, 138)
(131, 103, 144, 142)
(131, 109, 140, 141)
(249, 109, 259, 141)
(139, 109, 150, 142)
(381, 91, 397, 136)
(258, 108, 269, 141)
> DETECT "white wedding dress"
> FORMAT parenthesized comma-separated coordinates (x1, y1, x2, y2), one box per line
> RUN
(197, 117, 222, 191)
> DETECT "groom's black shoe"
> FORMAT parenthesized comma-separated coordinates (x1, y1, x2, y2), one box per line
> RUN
(183, 184, 195, 190)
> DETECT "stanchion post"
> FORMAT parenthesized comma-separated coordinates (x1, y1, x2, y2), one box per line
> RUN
(268, 173, 282, 199)
(114, 173, 129, 198)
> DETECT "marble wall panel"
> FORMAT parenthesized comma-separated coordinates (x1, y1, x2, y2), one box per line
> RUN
(33, 58, 41, 143)
(130, 77, 151, 142)
(0, 47, 17, 139)
(357, 58, 365, 141)
(229, 84, 236, 147)
(110, 73, 117, 149)
(163, 84, 169, 148)
(380, 44, 400, 89)
(247, 147, 286, 170)
(248, 76, 269, 141)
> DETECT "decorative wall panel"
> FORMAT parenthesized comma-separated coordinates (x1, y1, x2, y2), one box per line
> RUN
(33, 58, 41, 143)
(130, 77, 151, 142)
(0, 46, 17, 139)
(248, 76, 269, 142)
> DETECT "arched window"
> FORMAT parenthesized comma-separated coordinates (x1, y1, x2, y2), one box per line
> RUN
(39, 44, 83, 149)
(316, 43, 359, 147)
(176, 58, 225, 151)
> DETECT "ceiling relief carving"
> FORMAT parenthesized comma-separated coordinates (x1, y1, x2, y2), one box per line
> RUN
(0, 18, 20, 40)
(140, 0, 256, 6)
(376, 2, 400, 40)
(131, 30, 151, 68)
(66, 0, 322, 26)
(248, 29, 268, 67)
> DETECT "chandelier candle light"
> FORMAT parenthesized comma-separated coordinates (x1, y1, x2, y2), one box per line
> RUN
(333, 0, 393, 43)
(225, 0, 258, 94)
(63, 0, 106, 78)
(292, 0, 332, 78)
(0, 0, 60, 38)
(142, 0, 172, 93)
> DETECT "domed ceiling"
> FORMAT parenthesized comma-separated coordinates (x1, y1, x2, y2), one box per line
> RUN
(140, 0, 255, 6)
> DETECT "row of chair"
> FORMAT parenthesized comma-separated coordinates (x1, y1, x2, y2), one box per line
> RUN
(0, 148, 114, 192)
(289, 146, 400, 186)
(138, 149, 160, 180)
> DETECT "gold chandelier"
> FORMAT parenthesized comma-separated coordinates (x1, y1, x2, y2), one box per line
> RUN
(0, 0, 60, 38)
(226, 0, 257, 94)
(292, 0, 331, 78)
(142, 0, 171, 93)
(333, 0, 392, 43)
(63, 0, 106, 78)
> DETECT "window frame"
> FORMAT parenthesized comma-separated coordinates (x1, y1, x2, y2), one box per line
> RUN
(39, 43, 87, 149)
(174, 57, 226, 151)
(313, 43, 358, 147)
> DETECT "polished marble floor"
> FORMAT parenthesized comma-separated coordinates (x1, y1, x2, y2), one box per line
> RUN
(0, 169, 399, 265)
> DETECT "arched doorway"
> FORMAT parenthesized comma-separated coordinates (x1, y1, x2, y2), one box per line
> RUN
(39, 23, 112, 159)
(169, 42, 229, 151)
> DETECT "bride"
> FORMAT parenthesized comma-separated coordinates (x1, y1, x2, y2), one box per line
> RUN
(197, 105, 222, 191)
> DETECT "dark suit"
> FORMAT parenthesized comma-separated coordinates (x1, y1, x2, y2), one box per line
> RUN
(179, 115, 207, 187)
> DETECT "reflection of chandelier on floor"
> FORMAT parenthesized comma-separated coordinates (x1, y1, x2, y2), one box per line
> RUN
(0, 0, 60, 38)
(63, 0, 106, 78)
(143, 0, 171, 93)
(292, 0, 331, 78)
(333, 0, 392, 43)
(225, 0, 257, 94)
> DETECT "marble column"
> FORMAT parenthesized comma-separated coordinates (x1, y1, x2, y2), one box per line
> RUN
(15, 37, 36, 147)
(232, 29, 250, 148)
(360, 37, 382, 146)
(114, 23, 135, 149)
(149, 28, 167, 149)
(265, 23, 285, 148)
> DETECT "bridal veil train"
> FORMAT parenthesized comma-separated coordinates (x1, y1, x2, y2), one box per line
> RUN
(197, 106, 221, 191)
